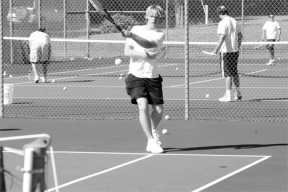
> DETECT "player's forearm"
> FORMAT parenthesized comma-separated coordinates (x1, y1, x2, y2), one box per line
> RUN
(131, 33, 157, 49)
(213, 34, 225, 54)
(124, 48, 146, 58)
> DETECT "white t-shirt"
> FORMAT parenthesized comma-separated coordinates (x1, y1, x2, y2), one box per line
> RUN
(217, 16, 241, 53)
(29, 31, 50, 49)
(263, 21, 281, 39)
(126, 25, 165, 78)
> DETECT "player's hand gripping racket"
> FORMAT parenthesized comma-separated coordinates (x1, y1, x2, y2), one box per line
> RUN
(202, 50, 217, 56)
(89, 0, 122, 32)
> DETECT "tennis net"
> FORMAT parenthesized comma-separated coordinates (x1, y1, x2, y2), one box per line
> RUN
(3, 37, 288, 79)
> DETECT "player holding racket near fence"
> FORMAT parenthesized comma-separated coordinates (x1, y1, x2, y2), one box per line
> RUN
(212, 6, 243, 102)
(121, 5, 165, 153)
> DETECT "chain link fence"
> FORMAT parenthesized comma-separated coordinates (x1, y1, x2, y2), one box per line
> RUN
(1, 0, 287, 121)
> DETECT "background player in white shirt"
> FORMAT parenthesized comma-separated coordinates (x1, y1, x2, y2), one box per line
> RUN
(29, 28, 51, 83)
(213, 6, 243, 102)
(261, 14, 281, 66)
(122, 5, 165, 153)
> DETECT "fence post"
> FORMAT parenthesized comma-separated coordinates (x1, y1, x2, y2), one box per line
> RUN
(184, 0, 189, 120)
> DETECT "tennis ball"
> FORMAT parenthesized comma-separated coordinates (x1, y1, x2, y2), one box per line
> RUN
(119, 76, 122, 80)
(164, 115, 170, 120)
(162, 129, 168, 135)
(52, 79, 55, 83)
(115, 58, 122, 65)
(3, 71, 6, 76)
(176, 67, 179, 71)
(63, 87, 67, 91)
(206, 94, 209, 98)
(9, 75, 13, 78)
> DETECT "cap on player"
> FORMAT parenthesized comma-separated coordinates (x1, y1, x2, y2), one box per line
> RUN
(269, 14, 274, 18)
(217, 5, 228, 15)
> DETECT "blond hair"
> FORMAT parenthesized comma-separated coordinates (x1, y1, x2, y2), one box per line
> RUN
(145, 5, 165, 18)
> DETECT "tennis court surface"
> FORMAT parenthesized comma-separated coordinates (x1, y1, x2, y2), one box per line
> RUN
(1, 118, 287, 192)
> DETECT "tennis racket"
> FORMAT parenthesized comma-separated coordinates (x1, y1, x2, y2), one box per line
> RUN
(202, 50, 217, 56)
(89, 0, 122, 32)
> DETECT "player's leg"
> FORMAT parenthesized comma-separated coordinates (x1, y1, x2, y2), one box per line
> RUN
(147, 76, 164, 144)
(125, 74, 163, 153)
(137, 97, 153, 140)
(219, 53, 232, 102)
(137, 98, 163, 153)
(30, 46, 40, 83)
(150, 104, 163, 145)
(31, 63, 40, 83)
(41, 62, 48, 83)
(266, 40, 276, 65)
(231, 52, 242, 100)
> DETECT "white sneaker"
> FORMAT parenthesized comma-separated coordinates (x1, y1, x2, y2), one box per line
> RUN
(152, 129, 161, 145)
(34, 76, 40, 83)
(146, 139, 163, 154)
(40, 76, 47, 83)
(219, 94, 232, 102)
(266, 60, 276, 66)
(234, 92, 242, 101)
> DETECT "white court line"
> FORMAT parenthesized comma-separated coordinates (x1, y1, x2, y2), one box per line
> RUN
(48, 151, 270, 158)
(44, 151, 270, 192)
(46, 154, 155, 192)
(170, 69, 268, 88)
(6, 64, 177, 85)
(191, 155, 271, 192)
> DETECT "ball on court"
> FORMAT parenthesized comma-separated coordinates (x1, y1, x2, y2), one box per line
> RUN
(63, 87, 67, 91)
(164, 115, 170, 120)
(176, 67, 179, 71)
(115, 58, 122, 65)
(205, 94, 209, 98)
(278, 57, 281, 60)
(52, 79, 55, 83)
(162, 129, 168, 135)
(119, 76, 122, 80)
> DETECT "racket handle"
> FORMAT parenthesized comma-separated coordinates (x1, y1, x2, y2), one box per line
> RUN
(116, 25, 122, 32)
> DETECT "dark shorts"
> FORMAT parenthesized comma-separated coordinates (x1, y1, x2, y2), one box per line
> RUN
(266, 39, 276, 50)
(125, 74, 164, 105)
(220, 52, 239, 77)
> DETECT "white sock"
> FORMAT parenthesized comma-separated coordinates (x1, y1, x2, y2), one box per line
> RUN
(226, 90, 231, 96)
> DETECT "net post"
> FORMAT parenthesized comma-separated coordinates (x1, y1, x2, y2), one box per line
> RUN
(22, 137, 51, 192)
(0, 146, 6, 192)
(22, 148, 34, 192)
(184, 0, 189, 120)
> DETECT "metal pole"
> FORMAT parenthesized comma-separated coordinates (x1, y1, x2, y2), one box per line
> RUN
(241, 0, 244, 59)
(0, 0, 4, 118)
(184, 0, 189, 120)
(63, 0, 66, 58)
(86, 0, 90, 58)
(38, 0, 41, 28)
(165, 0, 168, 59)
(9, 0, 13, 64)
(241, 0, 244, 39)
